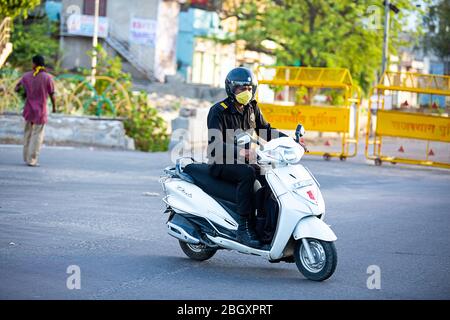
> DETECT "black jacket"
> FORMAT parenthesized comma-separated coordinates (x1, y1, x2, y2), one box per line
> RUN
(207, 97, 287, 166)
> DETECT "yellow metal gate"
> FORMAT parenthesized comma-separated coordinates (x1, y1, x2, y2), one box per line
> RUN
(365, 71, 450, 169)
(255, 66, 361, 160)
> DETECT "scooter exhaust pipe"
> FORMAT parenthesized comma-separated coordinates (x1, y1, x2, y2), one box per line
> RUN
(167, 221, 200, 244)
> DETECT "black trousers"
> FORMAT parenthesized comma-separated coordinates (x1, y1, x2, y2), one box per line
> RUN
(210, 164, 256, 217)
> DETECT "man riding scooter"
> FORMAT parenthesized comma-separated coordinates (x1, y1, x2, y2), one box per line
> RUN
(207, 67, 307, 248)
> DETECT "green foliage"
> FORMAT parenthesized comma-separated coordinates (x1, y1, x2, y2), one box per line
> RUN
(0, 0, 41, 19)
(294, 86, 309, 104)
(424, 0, 450, 73)
(0, 68, 22, 113)
(85, 45, 132, 91)
(327, 89, 345, 106)
(123, 92, 170, 152)
(227, 0, 429, 94)
(84, 45, 169, 152)
(80, 45, 133, 116)
(9, 16, 59, 70)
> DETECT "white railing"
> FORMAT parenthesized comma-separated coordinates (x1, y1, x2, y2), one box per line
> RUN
(0, 17, 13, 68)
(106, 19, 153, 79)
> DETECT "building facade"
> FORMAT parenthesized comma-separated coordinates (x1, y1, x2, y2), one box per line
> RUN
(176, 7, 275, 87)
(60, 0, 180, 82)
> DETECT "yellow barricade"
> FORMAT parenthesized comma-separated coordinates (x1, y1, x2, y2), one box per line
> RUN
(256, 66, 361, 161)
(259, 104, 350, 133)
(365, 71, 450, 169)
(376, 110, 450, 143)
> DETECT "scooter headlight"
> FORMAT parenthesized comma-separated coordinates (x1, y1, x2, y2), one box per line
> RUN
(265, 147, 302, 164)
(275, 146, 303, 164)
(282, 148, 302, 163)
(265, 148, 284, 162)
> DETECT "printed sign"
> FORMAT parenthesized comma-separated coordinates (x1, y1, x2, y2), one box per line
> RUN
(66, 14, 109, 38)
(129, 17, 157, 47)
(259, 103, 350, 132)
(376, 110, 450, 142)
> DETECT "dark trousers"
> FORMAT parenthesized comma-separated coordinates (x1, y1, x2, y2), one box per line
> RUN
(211, 164, 256, 217)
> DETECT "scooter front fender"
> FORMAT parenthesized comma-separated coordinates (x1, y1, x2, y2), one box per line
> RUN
(293, 216, 337, 242)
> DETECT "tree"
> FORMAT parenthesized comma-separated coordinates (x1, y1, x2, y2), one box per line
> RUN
(220, 0, 428, 94)
(424, 0, 450, 74)
(1, 0, 58, 70)
(0, 0, 41, 19)
(8, 16, 60, 70)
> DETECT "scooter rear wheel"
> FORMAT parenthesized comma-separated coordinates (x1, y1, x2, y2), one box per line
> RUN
(179, 241, 217, 261)
(294, 239, 337, 281)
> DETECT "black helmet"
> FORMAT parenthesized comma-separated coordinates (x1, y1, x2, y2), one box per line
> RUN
(225, 67, 258, 103)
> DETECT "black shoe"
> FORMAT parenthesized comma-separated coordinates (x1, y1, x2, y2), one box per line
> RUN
(236, 216, 261, 248)
(247, 219, 260, 240)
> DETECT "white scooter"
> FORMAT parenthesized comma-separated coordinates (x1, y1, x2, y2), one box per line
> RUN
(160, 125, 337, 281)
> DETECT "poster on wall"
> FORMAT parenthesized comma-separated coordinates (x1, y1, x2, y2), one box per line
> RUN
(66, 14, 109, 38)
(129, 17, 157, 47)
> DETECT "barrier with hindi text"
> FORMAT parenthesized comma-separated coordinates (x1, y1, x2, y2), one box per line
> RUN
(365, 71, 450, 169)
(256, 66, 361, 161)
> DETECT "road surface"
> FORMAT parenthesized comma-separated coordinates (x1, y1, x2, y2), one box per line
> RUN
(1, 144, 449, 299)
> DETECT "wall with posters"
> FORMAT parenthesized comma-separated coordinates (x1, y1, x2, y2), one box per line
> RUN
(66, 14, 109, 38)
(60, 0, 179, 82)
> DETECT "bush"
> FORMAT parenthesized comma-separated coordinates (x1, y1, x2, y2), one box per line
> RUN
(51, 45, 170, 151)
(123, 92, 169, 152)
(0, 69, 22, 113)
(86, 45, 169, 152)
(9, 16, 60, 71)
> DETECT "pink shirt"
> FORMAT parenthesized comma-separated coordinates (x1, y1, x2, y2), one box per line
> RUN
(19, 70, 55, 124)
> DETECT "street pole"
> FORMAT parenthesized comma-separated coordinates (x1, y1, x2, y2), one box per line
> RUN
(91, 0, 100, 87)
(381, 0, 390, 79)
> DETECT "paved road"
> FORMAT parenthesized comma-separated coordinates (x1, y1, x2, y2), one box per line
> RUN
(0, 144, 449, 299)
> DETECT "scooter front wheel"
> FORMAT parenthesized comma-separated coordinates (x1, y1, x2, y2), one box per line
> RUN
(179, 241, 217, 261)
(294, 239, 337, 281)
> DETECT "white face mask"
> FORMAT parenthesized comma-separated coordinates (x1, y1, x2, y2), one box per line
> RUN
(235, 90, 252, 105)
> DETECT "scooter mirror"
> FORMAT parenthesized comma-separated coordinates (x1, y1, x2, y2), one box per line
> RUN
(295, 124, 305, 142)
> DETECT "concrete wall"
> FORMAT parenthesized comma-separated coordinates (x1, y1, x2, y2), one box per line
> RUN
(60, 37, 95, 71)
(0, 114, 135, 150)
(60, 0, 102, 71)
(169, 107, 209, 154)
(153, 0, 179, 82)
(146, 81, 226, 102)
(107, 0, 159, 77)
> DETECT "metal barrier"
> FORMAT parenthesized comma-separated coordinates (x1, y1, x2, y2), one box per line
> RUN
(255, 66, 361, 160)
(365, 71, 450, 169)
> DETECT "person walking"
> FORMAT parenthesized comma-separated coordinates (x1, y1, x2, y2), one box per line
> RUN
(15, 55, 56, 167)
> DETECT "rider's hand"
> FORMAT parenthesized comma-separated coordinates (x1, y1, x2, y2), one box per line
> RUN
(239, 148, 257, 162)
(299, 141, 309, 153)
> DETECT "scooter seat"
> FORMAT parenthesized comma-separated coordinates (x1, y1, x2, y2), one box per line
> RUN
(184, 163, 237, 203)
